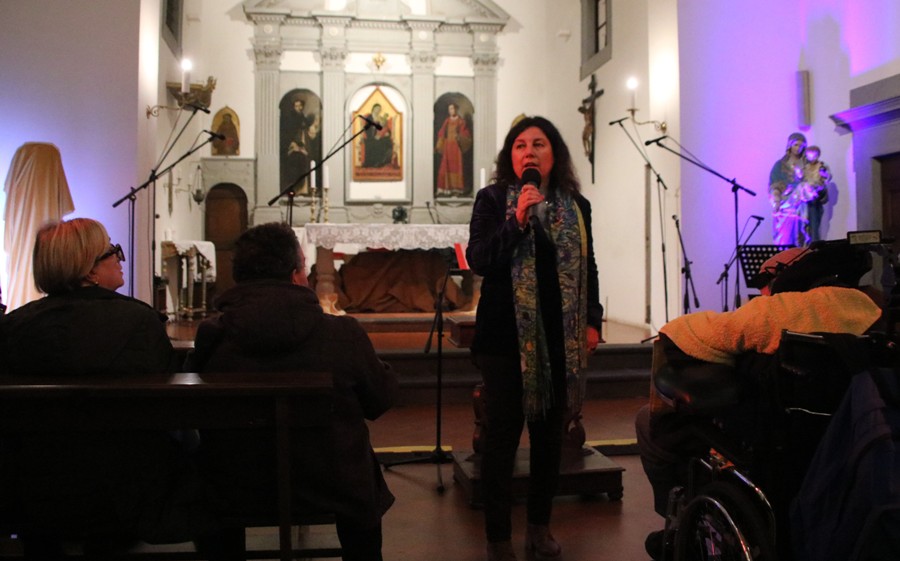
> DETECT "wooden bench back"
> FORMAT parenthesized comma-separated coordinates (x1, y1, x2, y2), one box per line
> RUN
(0, 371, 338, 561)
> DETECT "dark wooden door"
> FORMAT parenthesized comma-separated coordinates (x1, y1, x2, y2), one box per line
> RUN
(881, 152, 900, 241)
(205, 183, 248, 297)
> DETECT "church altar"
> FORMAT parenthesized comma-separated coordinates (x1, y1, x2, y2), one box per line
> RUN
(298, 223, 470, 315)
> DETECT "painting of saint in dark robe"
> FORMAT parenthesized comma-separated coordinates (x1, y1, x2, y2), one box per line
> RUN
(352, 87, 402, 182)
(211, 107, 240, 156)
(433, 94, 474, 198)
(279, 89, 322, 195)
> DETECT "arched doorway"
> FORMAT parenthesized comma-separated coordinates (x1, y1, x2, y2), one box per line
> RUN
(205, 183, 248, 298)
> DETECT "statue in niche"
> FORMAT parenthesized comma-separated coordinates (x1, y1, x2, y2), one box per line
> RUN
(352, 87, 403, 182)
(279, 89, 322, 195)
(434, 94, 474, 198)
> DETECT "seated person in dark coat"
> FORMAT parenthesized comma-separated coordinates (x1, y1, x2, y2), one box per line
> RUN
(0, 218, 211, 558)
(185, 222, 398, 561)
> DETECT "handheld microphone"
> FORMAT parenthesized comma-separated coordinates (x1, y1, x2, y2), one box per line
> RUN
(184, 102, 210, 114)
(751, 215, 765, 221)
(608, 116, 628, 126)
(204, 130, 226, 141)
(644, 135, 668, 146)
(521, 168, 543, 228)
(358, 114, 383, 131)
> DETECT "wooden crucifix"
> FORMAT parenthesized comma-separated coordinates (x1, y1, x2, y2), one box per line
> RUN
(578, 74, 604, 183)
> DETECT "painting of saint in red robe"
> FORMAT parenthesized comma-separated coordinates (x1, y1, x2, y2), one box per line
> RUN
(434, 95, 474, 198)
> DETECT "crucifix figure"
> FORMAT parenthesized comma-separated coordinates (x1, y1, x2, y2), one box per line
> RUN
(578, 74, 604, 182)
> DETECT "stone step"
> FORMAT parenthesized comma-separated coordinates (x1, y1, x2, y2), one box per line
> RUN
(377, 342, 651, 406)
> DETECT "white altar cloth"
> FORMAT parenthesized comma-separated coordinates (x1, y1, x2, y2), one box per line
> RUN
(303, 223, 469, 251)
(297, 223, 470, 315)
(161, 240, 216, 282)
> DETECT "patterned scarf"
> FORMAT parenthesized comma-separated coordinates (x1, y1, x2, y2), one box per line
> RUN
(507, 183, 589, 420)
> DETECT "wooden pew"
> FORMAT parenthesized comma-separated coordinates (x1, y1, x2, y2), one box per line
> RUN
(0, 371, 339, 561)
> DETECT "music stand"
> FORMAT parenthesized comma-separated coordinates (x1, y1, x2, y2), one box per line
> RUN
(737, 245, 794, 291)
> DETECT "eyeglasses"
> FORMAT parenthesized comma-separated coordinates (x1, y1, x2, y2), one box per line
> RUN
(96, 243, 125, 263)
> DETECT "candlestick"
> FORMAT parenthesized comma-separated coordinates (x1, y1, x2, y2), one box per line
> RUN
(323, 187, 330, 223)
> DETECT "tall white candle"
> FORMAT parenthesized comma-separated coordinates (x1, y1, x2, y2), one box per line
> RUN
(311, 162, 317, 190)
(323, 164, 330, 189)
(480, 167, 486, 189)
(180, 59, 192, 94)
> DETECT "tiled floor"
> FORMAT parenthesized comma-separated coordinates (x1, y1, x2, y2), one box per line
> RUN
(371, 395, 659, 561)
(365, 318, 659, 560)
(173, 316, 661, 560)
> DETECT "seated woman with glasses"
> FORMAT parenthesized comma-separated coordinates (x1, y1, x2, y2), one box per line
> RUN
(0, 218, 175, 376)
(0, 218, 210, 558)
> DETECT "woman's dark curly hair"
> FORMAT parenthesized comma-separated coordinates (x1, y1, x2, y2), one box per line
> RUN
(232, 222, 302, 283)
(494, 116, 580, 195)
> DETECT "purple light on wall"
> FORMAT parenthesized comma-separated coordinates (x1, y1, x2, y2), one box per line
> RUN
(844, 1, 900, 75)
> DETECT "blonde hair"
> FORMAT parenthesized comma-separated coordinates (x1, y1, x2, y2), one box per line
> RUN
(33, 218, 110, 294)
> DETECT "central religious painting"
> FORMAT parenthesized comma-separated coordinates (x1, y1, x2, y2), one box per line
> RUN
(352, 87, 403, 182)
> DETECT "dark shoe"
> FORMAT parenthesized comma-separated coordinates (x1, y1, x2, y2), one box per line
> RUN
(645, 529, 673, 560)
(525, 524, 561, 559)
(487, 540, 518, 561)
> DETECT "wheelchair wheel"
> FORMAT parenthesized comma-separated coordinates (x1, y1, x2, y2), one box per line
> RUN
(674, 481, 776, 560)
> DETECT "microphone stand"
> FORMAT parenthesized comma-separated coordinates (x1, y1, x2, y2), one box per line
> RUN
(269, 121, 373, 220)
(112, 108, 210, 297)
(672, 214, 700, 315)
(716, 217, 763, 310)
(647, 138, 756, 311)
(382, 267, 456, 493)
(611, 119, 671, 322)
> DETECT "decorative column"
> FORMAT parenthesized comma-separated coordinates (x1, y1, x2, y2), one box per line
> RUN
(250, 16, 285, 225)
(471, 25, 502, 187)
(317, 16, 351, 221)
(408, 21, 440, 218)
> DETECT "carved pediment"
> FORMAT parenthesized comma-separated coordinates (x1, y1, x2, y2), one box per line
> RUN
(243, 0, 509, 25)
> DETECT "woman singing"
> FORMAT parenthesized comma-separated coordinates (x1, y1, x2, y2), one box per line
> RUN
(466, 116, 603, 561)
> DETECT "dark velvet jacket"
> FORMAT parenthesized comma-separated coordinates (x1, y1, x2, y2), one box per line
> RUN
(185, 280, 397, 527)
(466, 182, 604, 359)
(0, 286, 195, 541)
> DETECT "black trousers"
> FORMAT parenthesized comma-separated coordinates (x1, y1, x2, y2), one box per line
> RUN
(477, 353, 564, 543)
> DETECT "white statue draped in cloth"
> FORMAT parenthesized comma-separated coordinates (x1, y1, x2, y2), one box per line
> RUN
(4, 143, 75, 311)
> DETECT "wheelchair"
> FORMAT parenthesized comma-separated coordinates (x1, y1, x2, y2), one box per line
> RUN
(650, 236, 900, 560)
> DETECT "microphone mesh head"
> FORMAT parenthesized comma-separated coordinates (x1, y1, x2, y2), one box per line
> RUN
(521, 168, 542, 186)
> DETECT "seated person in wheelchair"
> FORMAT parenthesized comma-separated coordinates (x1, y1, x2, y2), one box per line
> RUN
(635, 242, 883, 558)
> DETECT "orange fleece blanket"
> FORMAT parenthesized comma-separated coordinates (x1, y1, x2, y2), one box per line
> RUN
(659, 286, 882, 366)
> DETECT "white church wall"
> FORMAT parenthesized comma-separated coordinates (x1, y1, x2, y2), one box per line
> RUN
(0, 0, 147, 305)
(678, 1, 900, 314)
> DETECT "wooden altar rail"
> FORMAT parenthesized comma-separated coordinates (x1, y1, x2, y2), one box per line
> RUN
(0, 371, 338, 561)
